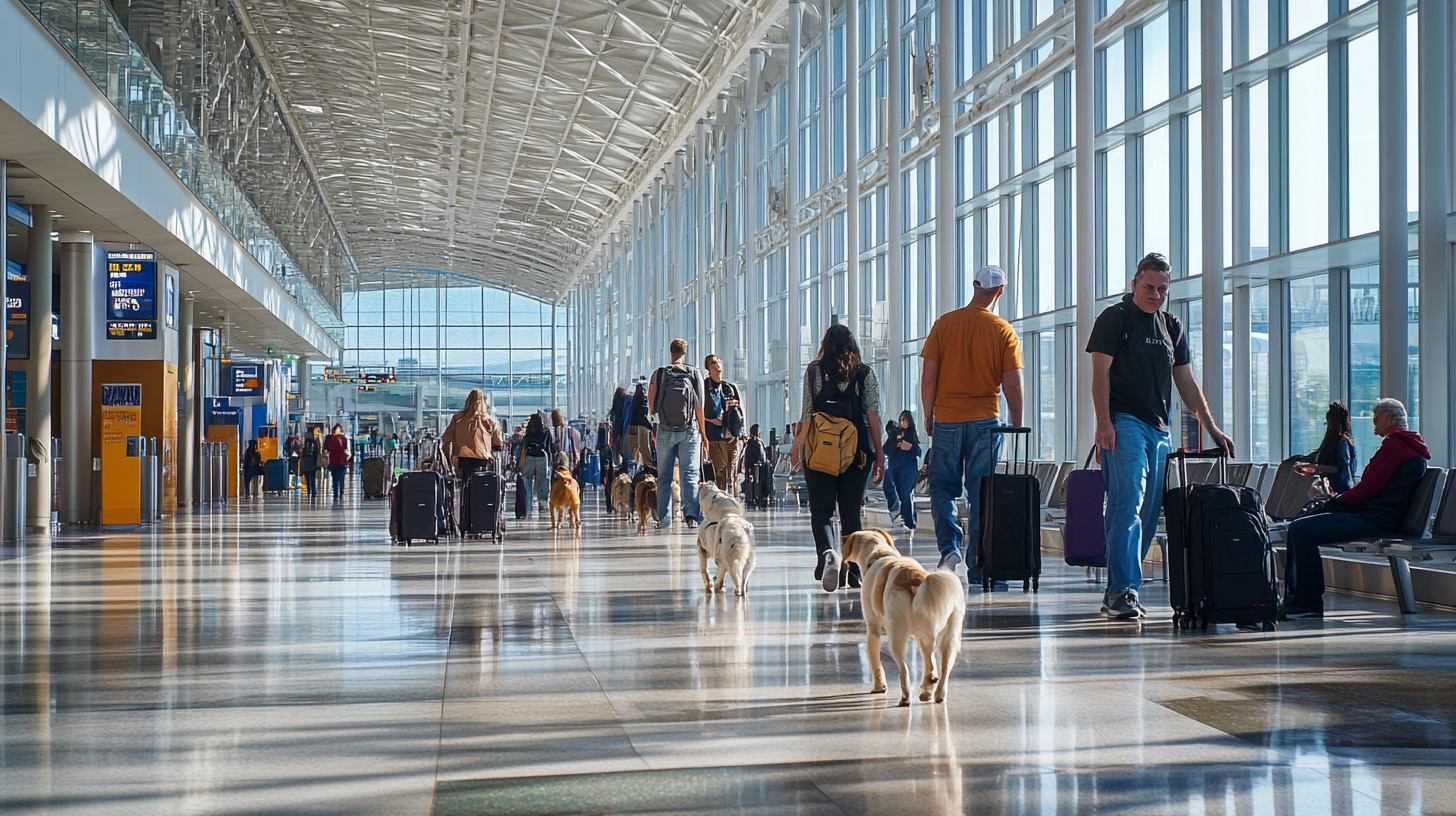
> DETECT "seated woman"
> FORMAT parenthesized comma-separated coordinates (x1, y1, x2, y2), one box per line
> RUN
(1294, 401, 1357, 493)
(1284, 398, 1430, 619)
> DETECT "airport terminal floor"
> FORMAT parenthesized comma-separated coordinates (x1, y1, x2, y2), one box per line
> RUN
(5, 489, 1456, 815)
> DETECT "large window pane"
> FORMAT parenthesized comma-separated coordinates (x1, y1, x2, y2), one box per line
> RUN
(1348, 31, 1379, 236)
(1289, 275, 1331, 456)
(1105, 144, 1126, 287)
(1038, 333, 1056, 460)
(1142, 13, 1169, 110)
(1037, 179, 1055, 313)
(1349, 265, 1379, 466)
(1142, 126, 1170, 258)
(1288, 0, 1326, 41)
(1102, 39, 1125, 129)
(1288, 54, 1328, 250)
(1251, 284, 1270, 461)
(1248, 80, 1269, 259)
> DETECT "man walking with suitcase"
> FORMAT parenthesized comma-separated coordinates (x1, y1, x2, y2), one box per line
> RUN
(920, 265, 1024, 586)
(1087, 253, 1233, 620)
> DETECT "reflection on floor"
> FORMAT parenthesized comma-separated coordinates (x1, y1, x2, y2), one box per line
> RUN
(4, 489, 1456, 814)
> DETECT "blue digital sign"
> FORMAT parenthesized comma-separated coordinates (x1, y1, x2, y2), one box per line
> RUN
(106, 251, 157, 340)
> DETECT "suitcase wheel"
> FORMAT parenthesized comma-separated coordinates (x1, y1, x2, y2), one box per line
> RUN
(1262, 620, 1277, 632)
(1031, 577, 1039, 592)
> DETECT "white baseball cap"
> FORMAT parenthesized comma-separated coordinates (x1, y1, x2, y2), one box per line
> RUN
(974, 265, 1007, 289)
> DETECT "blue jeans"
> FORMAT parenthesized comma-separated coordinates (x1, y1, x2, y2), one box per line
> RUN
(1100, 413, 1171, 598)
(929, 419, 1003, 571)
(329, 464, 347, 499)
(886, 460, 920, 529)
(655, 428, 703, 523)
(1285, 512, 1385, 611)
(521, 455, 551, 508)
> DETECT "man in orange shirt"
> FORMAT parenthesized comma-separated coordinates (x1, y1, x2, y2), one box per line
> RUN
(920, 265, 1024, 585)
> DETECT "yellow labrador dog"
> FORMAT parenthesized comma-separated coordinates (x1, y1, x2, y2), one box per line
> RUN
(843, 529, 966, 706)
(696, 484, 756, 596)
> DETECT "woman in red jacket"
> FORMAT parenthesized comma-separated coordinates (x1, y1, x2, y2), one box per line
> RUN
(1284, 398, 1430, 618)
(323, 424, 350, 501)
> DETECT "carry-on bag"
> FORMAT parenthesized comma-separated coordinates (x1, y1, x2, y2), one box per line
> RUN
(460, 465, 505, 541)
(263, 459, 290, 494)
(361, 457, 391, 498)
(1063, 448, 1107, 567)
(393, 471, 447, 545)
(1165, 450, 1279, 631)
(514, 473, 529, 520)
(979, 427, 1043, 592)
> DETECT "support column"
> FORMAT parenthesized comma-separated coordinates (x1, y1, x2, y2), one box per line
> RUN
(845, 0, 861, 332)
(0, 161, 8, 541)
(1202, 0, 1226, 432)
(886, 0, 904, 417)
(936, 0, 956, 315)
(177, 296, 194, 507)
(59, 232, 94, 525)
(25, 210, 53, 532)
(1418, 0, 1451, 461)
(550, 303, 559, 410)
(747, 50, 764, 394)
(1377, 0, 1408, 402)
(1074, 0, 1097, 454)
(787, 0, 804, 418)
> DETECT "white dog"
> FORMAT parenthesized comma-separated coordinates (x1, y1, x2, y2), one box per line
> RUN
(843, 529, 966, 706)
(697, 515, 756, 596)
(698, 482, 744, 523)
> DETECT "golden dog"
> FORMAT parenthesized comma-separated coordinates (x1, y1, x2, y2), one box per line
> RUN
(610, 473, 635, 519)
(634, 475, 658, 535)
(549, 467, 582, 530)
(843, 529, 966, 706)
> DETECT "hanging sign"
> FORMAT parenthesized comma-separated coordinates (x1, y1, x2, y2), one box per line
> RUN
(223, 363, 262, 397)
(106, 251, 157, 340)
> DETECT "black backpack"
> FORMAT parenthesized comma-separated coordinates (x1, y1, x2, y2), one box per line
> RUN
(653, 365, 699, 432)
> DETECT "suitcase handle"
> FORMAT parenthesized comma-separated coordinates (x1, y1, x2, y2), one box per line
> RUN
(990, 426, 1032, 474)
(1166, 449, 1229, 487)
(1082, 446, 1099, 470)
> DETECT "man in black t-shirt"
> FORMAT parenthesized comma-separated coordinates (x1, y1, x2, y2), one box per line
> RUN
(1086, 253, 1234, 621)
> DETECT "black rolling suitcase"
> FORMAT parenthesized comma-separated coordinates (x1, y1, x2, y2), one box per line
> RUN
(393, 471, 447, 545)
(263, 459, 290, 494)
(1166, 450, 1279, 631)
(514, 473, 529, 519)
(461, 465, 505, 541)
(978, 427, 1042, 592)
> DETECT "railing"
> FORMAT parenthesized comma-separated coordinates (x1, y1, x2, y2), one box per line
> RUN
(17, 0, 344, 336)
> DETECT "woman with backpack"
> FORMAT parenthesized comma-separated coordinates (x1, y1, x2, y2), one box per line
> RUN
(517, 413, 556, 516)
(301, 428, 322, 497)
(243, 440, 265, 498)
(790, 324, 885, 592)
(324, 424, 350, 501)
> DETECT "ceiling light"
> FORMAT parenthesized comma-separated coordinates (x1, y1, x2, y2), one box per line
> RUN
(293, 104, 325, 115)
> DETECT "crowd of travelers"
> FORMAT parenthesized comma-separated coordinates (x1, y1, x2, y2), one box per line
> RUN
(585, 254, 1429, 623)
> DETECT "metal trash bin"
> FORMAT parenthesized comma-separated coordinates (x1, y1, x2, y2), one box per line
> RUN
(3, 434, 27, 542)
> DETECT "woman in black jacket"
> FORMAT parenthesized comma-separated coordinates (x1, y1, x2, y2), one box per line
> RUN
(517, 413, 556, 516)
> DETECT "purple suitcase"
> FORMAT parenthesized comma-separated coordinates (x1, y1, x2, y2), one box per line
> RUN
(1063, 449, 1107, 567)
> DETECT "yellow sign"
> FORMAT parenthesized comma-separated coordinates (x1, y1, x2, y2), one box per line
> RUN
(101, 384, 143, 526)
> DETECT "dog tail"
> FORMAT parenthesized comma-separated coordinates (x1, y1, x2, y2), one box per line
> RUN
(916, 570, 967, 634)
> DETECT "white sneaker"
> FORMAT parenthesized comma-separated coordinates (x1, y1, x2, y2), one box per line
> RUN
(937, 551, 963, 573)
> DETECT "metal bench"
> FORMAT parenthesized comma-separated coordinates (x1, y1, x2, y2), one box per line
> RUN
(1326, 468, 1448, 614)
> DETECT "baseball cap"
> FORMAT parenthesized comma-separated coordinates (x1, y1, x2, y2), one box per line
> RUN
(973, 265, 1007, 289)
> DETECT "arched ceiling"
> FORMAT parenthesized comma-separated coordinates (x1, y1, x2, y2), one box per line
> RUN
(233, 0, 782, 303)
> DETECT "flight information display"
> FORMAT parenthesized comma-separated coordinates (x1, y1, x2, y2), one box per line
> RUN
(106, 251, 157, 340)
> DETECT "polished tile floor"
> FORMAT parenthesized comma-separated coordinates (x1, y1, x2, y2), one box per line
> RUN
(4, 489, 1456, 814)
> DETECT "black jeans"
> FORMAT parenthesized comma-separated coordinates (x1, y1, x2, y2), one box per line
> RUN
(457, 456, 491, 478)
(804, 459, 871, 584)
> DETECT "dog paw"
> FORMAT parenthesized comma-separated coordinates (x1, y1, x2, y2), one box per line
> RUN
(872, 683, 887, 694)
(934, 695, 946, 704)
(919, 690, 933, 702)
(898, 697, 911, 707)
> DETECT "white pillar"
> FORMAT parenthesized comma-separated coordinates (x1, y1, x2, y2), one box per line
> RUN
(886, 0, 905, 417)
(1418, 0, 1451, 462)
(1202, 0, 1225, 431)
(747, 49, 765, 394)
(845, 0, 861, 332)
(787, 0, 805, 418)
(177, 295, 195, 507)
(1377, 0, 1408, 402)
(936, 0, 956, 315)
(25, 210, 53, 532)
(1073, 0, 1097, 455)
